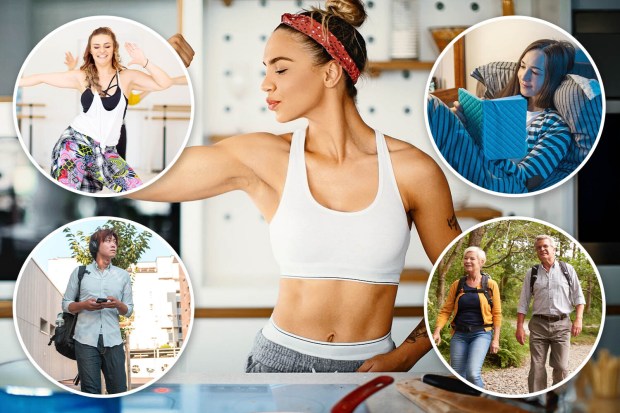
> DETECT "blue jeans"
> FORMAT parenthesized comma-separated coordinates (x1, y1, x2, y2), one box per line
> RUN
(75, 335, 127, 394)
(449, 330, 493, 388)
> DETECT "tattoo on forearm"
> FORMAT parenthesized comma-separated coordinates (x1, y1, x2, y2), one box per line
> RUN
(406, 319, 428, 344)
(447, 213, 459, 230)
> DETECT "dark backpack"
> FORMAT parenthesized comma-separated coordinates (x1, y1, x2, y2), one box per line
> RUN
(530, 260, 572, 295)
(455, 273, 493, 309)
(48, 266, 87, 360)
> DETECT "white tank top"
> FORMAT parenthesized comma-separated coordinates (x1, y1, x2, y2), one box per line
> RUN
(70, 71, 126, 147)
(269, 129, 411, 285)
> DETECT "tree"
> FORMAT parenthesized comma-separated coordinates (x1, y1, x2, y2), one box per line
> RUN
(435, 237, 466, 305)
(468, 226, 486, 248)
(63, 220, 152, 270)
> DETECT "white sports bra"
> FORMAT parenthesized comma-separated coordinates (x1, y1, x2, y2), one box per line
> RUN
(269, 129, 411, 285)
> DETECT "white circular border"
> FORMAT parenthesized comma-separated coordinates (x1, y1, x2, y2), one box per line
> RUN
(423, 15, 606, 198)
(423, 215, 607, 399)
(11, 216, 196, 398)
(12, 15, 195, 198)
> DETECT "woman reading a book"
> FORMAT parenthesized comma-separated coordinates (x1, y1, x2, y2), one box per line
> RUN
(132, 0, 462, 372)
(427, 39, 575, 194)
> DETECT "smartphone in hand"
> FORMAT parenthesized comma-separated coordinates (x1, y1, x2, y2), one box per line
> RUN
(96, 298, 109, 303)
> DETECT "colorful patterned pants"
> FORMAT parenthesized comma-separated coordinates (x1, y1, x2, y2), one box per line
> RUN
(51, 127, 142, 193)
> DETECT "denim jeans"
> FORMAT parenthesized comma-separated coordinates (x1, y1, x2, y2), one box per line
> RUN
(75, 335, 127, 394)
(449, 329, 493, 388)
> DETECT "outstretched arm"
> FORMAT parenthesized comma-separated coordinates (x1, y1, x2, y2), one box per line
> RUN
(19, 70, 82, 89)
(129, 133, 269, 202)
(128, 76, 187, 105)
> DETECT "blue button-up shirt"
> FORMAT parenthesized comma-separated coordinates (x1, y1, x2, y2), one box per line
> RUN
(517, 260, 586, 316)
(62, 262, 134, 348)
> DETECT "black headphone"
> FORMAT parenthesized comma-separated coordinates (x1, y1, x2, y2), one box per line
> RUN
(89, 231, 100, 260)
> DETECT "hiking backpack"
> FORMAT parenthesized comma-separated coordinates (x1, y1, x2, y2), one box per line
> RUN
(455, 273, 493, 309)
(530, 260, 572, 295)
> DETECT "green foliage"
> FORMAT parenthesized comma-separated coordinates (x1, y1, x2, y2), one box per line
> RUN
(119, 313, 135, 341)
(63, 228, 93, 265)
(427, 296, 448, 360)
(571, 325, 599, 345)
(436, 327, 452, 361)
(485, 320, 529, 368)
(63, 219, 152, 271)
(430, 221, 603, 329)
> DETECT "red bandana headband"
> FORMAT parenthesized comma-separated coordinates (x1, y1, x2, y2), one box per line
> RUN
(281, 13, 361, 84)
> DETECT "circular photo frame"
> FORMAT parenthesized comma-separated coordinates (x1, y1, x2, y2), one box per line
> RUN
(424, 16, 605, 197)
(13, 15, 194, 197)
(13, 216, 195, 398)
(425, 216, 605, 399)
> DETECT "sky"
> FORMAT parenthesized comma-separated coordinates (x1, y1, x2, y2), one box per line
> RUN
(31, 217, 175, 272)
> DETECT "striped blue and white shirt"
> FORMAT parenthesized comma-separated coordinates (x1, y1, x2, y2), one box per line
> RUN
(427, 95, 571, 193)
(493, 108, 571, 191)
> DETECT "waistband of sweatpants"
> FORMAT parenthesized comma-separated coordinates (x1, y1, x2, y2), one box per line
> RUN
(261, 318, 393, 360)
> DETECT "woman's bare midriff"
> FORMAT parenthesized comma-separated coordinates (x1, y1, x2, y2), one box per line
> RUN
(271, 278, 398, 343)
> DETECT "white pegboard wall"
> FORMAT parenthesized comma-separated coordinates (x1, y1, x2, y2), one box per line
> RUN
(203, 0, 427, 136)
(200, 0, 530, 292)
(202, 0, 515, 137)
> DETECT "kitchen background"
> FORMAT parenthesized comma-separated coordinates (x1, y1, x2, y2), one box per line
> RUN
(0, 0, 617, 378)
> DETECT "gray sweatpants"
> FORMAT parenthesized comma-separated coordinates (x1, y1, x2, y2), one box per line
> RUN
(245, 330, 391, 373)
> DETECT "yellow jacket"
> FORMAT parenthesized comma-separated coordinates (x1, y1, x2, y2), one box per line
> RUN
(435, 275, 502, 332)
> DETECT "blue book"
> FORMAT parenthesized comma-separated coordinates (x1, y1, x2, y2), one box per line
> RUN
(458, 88, 527, 160)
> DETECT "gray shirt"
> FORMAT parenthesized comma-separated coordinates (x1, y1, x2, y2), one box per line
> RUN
(517, 260, 585, 316)
(62, 262, 134, 347)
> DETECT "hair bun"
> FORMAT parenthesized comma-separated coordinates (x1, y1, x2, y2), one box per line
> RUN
(325, 0, 367, 28)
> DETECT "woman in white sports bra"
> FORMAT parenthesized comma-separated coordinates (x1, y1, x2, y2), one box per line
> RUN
(135, 0, 462, 372)
(19, 26, 174, 193)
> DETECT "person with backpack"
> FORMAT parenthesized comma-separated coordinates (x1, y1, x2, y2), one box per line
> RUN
(61, 228, 133, 394)
(516, 235, 585, 393)
(432, 246, 502, 389)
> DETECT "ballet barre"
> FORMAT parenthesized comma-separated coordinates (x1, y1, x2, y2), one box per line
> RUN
(16, 103, 46, 153)
(150, 104, 190, 172)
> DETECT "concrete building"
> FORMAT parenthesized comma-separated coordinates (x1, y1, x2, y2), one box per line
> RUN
(14, 259, 77, 385)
